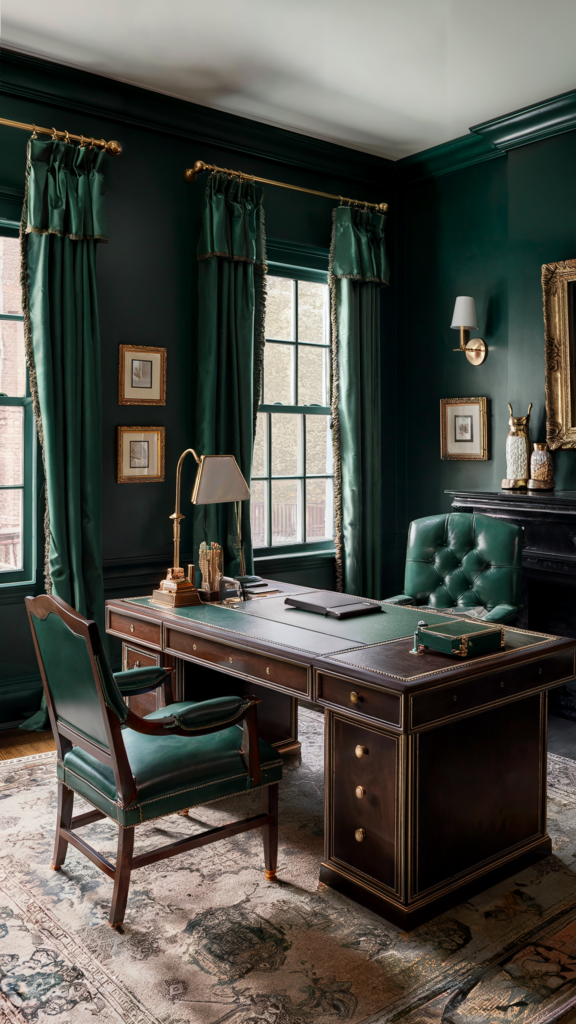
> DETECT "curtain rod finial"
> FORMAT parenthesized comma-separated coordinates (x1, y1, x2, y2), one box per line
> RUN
(106, 140, 122, 156)
(378, 202, 388, 214)
(184, 160, 208, 183)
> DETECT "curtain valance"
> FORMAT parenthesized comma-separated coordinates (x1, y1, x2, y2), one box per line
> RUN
(24, 137, 108, 242)
(331, 205, 388, 284)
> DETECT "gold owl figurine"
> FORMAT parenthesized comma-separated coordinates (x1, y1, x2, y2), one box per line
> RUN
(502, 402, 532, 489)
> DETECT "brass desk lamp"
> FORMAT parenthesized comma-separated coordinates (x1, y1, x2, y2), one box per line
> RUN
(152, 449, 250, 607)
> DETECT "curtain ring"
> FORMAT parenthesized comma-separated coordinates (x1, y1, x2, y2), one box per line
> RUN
(64, 131, 70, 145)
(79, 135, 85, 148)
(50, 127, 58, 141)
(31, 124, 38, 139)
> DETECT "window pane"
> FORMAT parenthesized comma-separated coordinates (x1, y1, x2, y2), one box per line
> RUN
(266, 276, 294, 340)
(250, 479, 267, 548)
(0, 406, 24, 485)
(306, 478, 334, 540)
(263, 344, 294, 405)
(298, 280, 329, 345)
(0, 236, 23, 315)
(298, 345, 329, 406)
(0, 488, 23, 570)
(0, 320, 26, 397)
(271, 414, 302, 476)
(253, 412, 267, 477)
(306, 415, 333, 475)
(272, 479, 301, 545)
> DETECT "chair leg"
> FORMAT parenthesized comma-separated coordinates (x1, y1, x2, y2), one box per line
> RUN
(263, 784, 279, 881)
(109, 826, 135, 929)
(52, 783, 74, 870)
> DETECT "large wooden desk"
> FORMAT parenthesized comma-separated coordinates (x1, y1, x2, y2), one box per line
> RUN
(106, 584, 576, 929)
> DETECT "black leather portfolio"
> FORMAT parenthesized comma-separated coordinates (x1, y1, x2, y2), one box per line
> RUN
(284, 591, 382, 619)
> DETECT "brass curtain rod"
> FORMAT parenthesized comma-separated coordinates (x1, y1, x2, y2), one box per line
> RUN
(0, 117, 122, 155)
(184, 160, 388, 213)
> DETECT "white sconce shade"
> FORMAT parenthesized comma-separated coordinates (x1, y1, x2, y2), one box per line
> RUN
(451, 296, 477, 330)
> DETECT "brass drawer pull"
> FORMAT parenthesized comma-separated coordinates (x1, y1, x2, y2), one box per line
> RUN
(500, 681, 504, 688)
(538, 667, 543, 675)
(355, 828, 366, 842)
(355, 745, 366, 758)
(453, 695, 457, 702)
(193, 644, 197, 650)
(130, 624, 135, 633)
(266, 667, 271, 675)
(350, 691, 358, 704)
(355, 786, 365, 799)
(229, 656, 234, 664)
(135, 661, 140, 668)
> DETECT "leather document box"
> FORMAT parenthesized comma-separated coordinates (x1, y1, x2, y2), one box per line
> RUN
(417, 618, 505, 658)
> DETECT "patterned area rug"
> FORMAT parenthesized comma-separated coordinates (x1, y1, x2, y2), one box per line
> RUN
(3, 710, 576, 1023)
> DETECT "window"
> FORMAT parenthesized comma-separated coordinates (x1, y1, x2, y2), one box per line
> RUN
(0, 230, 35, 585)
(251, 269, 334, 551)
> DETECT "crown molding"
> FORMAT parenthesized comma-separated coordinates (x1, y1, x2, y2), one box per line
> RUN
(0, 48, 395, 192)
(471, 88, 576, 151)
(397, 133, 502, 185)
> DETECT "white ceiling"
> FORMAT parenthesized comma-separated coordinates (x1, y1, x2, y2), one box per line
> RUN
(3, 0, 576, 161)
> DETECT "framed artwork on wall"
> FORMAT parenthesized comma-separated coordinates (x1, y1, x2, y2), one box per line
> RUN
(117, 426, 165, 482)
(440, 397, 489, 460)
(118, 345, 167, 405)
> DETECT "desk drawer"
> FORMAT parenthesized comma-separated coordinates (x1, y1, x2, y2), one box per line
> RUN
(317, 672, 401, 727)
(165, 628, 309, 696)
(411, 650, 574, 729)
(330, 716, 398, 893)
(108, 612, 161, 650)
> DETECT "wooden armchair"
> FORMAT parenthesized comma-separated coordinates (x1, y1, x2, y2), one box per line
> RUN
(25, 595, 281, 927)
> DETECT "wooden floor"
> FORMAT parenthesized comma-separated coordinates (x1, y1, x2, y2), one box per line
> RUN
(0, 728, 55, 760)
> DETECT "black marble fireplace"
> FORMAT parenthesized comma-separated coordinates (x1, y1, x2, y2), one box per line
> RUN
(447, 490, 576, 717)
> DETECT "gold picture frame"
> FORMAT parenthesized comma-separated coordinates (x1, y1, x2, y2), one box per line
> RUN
(117, 426, 165, 483)
(118, 344, 167, 406)
(440, 397, 488, 460)
(542, 258, 576, 449)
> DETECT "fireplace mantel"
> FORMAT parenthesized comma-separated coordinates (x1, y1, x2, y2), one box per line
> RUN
(447, 489, 576, 717)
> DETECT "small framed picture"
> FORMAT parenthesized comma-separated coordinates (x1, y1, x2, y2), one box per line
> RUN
(441, 397, 489, 460)
(118, 345, 166, 405)
(117, 426, 165, 483)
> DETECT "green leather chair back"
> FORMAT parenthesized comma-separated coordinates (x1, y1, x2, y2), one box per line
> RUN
(404, 512, 522, 614)
(29, 607, 128, 750)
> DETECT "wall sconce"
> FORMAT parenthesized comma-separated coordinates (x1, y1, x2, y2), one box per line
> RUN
(451, 296, 487, 366)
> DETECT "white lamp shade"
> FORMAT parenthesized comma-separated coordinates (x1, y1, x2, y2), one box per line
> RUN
(450, 296, 477, 330)
(191, 454, 250, 505)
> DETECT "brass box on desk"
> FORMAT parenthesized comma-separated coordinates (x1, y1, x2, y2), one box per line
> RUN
(417, 618, 505, 658)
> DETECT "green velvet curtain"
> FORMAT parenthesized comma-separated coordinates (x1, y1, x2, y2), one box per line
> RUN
(193, 173, 266, 576)
(330, 205, 388, 599)
(20, 137, 108, 729)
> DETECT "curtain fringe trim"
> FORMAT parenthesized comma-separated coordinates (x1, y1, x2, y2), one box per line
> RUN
(329, 208, 344, 593)
(20, 142, 52, 594)
(253, 192, 268, 436)
(25, 226, 108, 243)
(332, 272, 388, 285)
(197, 251, 267, 266)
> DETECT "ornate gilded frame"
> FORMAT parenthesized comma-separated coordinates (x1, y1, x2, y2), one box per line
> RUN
(117, 426, 165, 483)
(440, 397, 488, 461)
(543, 258, 576, 449)
(118, 344, 167, 406)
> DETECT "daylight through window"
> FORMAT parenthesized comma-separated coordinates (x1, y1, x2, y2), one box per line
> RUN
(250, 274, 334, 549)
(0, 233, 35, 583)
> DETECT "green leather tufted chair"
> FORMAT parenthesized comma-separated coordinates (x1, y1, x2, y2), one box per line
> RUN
(386, 512, 522, 624)
(26, 594, 282, 928)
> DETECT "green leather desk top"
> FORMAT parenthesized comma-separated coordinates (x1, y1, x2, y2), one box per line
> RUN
(122, 595, 453, 655)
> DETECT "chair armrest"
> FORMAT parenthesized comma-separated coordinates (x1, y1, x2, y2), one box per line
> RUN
(124, 695, 262, 786)
(482, 604, 519, 625)
(384, 595, 415, 606)
(114, 666, 172, 696)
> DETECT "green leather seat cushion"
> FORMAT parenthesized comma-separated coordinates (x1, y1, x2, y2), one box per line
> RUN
(58, 702, 282, 827)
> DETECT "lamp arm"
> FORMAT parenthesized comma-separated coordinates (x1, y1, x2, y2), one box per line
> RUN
(171, 448, 201, 570)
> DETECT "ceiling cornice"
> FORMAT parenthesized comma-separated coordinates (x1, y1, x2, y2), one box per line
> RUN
(0, 47, 395, 192)
(398, 86, 576, 184)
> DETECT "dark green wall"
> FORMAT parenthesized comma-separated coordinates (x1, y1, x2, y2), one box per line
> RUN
(396, 128, 576, 588)
(0, 50, 396, 707)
